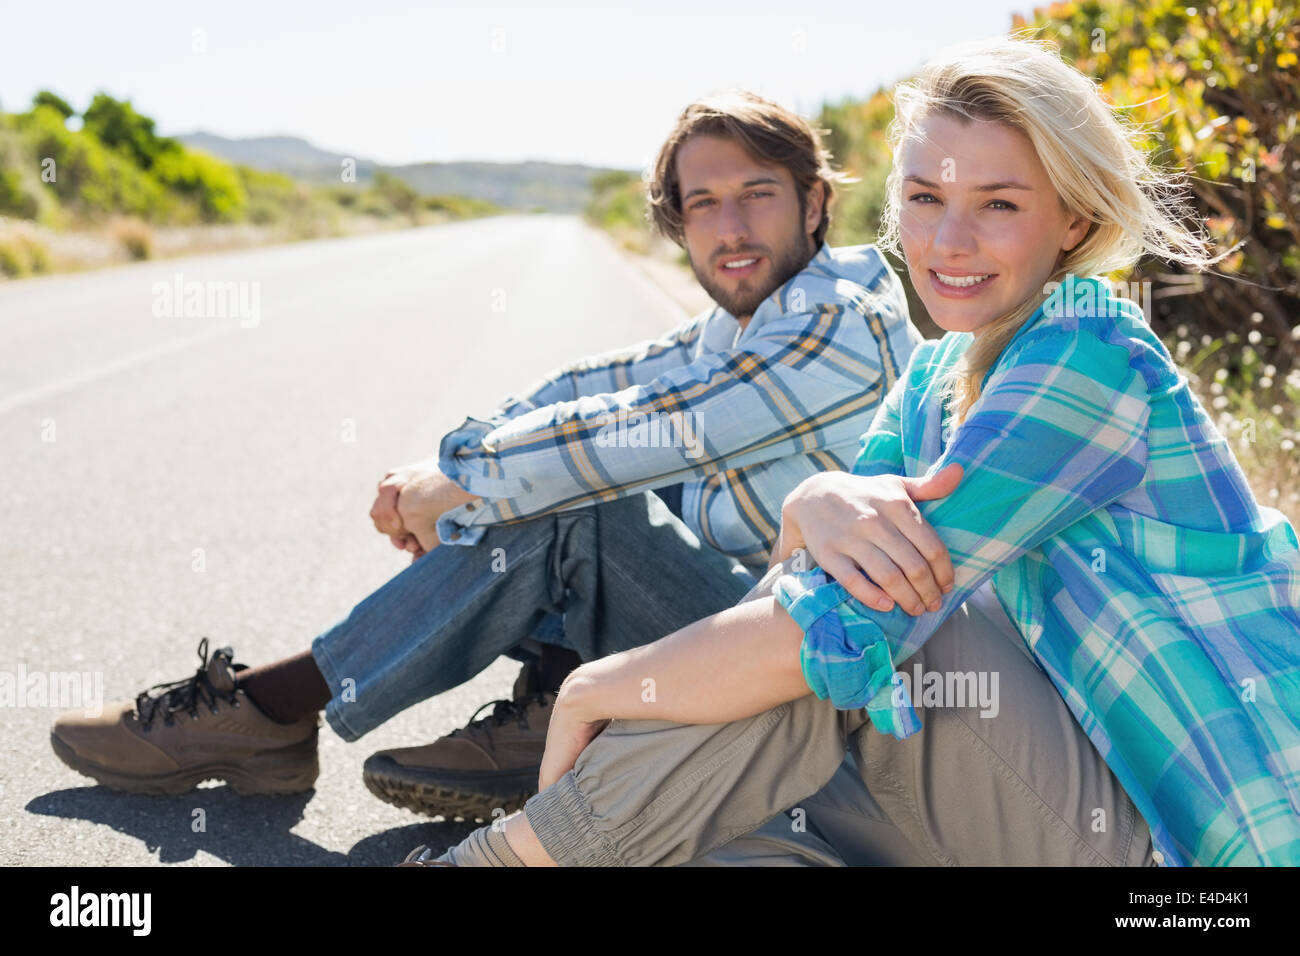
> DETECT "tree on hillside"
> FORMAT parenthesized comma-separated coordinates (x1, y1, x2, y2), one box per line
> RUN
(81, 93, 181, 170)
(32, 91, 75, 120)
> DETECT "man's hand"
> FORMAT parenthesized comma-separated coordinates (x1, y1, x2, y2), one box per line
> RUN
(538, 669, 610, 791)
(775, 464, 963, 616)
(369, 457, 476, 558)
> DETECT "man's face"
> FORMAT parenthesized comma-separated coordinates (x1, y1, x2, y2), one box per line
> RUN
(676, 134, 823, 322)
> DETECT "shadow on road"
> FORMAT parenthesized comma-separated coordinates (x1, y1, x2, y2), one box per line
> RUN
(26, 787, 478, 866)
(347, 820, 479, 865)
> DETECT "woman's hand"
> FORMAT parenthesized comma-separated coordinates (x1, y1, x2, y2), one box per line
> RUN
(775, 464, 963, 616)
(538, 669, 611, 791)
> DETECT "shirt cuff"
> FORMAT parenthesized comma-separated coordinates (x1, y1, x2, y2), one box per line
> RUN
(434, 417, 522, 548)
(437, 416, 534, 498)
(434, 508, 486, 547)
(772, 568, 922, 739)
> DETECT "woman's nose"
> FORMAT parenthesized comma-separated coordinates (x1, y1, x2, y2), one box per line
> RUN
(932, 208, 978, 258)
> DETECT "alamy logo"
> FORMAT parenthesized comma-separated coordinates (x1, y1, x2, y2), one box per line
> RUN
(151, 272, 261, 328)
(594, 410, 705, 459)
(49, 886, 151, 936)
(890, 663, 1000, 718)
(0, 664, 103, 717)
(1042, 275, 1152, 322)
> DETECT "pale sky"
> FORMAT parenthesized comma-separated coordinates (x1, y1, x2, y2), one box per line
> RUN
(3, 0, 1032, 170)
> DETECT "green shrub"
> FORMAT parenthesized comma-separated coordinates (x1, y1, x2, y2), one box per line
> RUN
(584, 170, 644, 231)
(81, 93, 180, 171)
(423, 193, 499, 219)
(31, 90, 74, 120)
(13, 105, 165, 219)
(238, 165, 308, 225)
(0, 237, 28, 276)
(0, 166, 38, 218)
(0, 231, 49, 275)
(0, 88, 498, 249)
(324, 185, 360, 208)
(150, 148, 246, 222)
(370, 171, 419, 220)
(1012, 0, 1300, 373)
(815, 0, 1300, 370)
(357, 190, 395, 218)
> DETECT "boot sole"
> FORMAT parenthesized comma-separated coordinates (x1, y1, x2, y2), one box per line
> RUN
(362, 754, 538, 822)
(50, 730, 319, 795)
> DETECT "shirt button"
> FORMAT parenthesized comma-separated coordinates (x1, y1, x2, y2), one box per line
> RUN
(450, 532, 461, 542)
(1151, 850, 1164, 865)
(465, 503, 475, 512)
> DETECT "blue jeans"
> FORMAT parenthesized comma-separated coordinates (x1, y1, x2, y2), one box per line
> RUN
(310, 491, 758, 741)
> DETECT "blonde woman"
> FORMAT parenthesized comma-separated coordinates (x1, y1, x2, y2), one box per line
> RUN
(407, 37, 1300, 868)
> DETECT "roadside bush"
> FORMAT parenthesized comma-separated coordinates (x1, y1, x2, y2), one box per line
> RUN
(819, 0, 1299, 370)
(150, 148, 246, 222)
(0, 236, 28, 276)
(12, 105, 165, 219)
(0, 231, 51, 276)
(108, 216, 154, 260)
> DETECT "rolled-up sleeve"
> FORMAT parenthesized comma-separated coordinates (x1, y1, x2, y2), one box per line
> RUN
(433, 313, 707, 543)
(774, 327, 1151, 734)
(437, 303, 899, 546)
(774, 568, 923, 738)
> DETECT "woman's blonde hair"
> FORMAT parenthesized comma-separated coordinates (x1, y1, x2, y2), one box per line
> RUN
(877, 35, 1222, 423)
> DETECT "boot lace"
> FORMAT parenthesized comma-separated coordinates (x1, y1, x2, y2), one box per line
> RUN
(454, 692, 552, 738)
(135, 637, 241, 731)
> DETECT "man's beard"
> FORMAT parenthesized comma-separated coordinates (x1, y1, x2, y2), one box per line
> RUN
(688, 229, 815, 320)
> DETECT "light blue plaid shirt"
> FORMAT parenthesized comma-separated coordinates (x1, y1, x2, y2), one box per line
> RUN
(437, 243, 922, 569)
(774, 276, 1300, 866)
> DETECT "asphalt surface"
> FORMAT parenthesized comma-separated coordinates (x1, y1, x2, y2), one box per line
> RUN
(0, 214, 685, 866)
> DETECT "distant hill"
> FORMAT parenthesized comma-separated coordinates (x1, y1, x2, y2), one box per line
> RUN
(175, 132, 625, 213)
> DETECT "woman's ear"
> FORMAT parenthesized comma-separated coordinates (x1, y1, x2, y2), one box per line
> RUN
(1062, 212, 1092, 253)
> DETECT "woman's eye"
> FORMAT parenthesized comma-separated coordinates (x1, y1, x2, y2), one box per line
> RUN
(908, 192, 938, 204)
(988, 199, 1018, 211)
(690, 199, 715, 210)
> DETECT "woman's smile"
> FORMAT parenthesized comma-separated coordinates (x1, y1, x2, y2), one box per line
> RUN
(928, 269, 998, 298)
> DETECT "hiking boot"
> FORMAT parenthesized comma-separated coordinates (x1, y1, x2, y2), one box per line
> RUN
(50, 638, 319, 795)
(363, 671, 555, 822)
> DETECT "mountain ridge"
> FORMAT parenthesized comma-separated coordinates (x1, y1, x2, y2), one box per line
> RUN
(175, 131, 630, 213)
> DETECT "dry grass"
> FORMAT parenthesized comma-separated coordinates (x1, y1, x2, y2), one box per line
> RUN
(107, 215, 155, 261)
(0, 219, 51, 277)
(1173, 323, 1300, 526)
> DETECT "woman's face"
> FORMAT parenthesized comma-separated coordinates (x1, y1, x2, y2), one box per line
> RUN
(897, 111, 1091, 338)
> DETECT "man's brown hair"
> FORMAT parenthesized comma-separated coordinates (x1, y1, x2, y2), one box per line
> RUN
(646, 90, 854, 249)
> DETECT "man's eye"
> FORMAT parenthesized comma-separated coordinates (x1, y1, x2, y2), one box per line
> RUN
(746, 191, 773, 199)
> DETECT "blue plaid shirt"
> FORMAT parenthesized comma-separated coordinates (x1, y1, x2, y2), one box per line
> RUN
(437, 243, 921, 569)
(774, 276, 1300, 866)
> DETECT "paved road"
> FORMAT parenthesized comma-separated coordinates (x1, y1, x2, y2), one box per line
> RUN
(0, 214, 686, 865)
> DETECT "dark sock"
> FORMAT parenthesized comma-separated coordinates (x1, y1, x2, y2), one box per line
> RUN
(237, 650, 332, 724)
(538, 645, 582, 694)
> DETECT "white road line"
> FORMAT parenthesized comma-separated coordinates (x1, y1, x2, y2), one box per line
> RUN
(0, 323, 238, 418)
